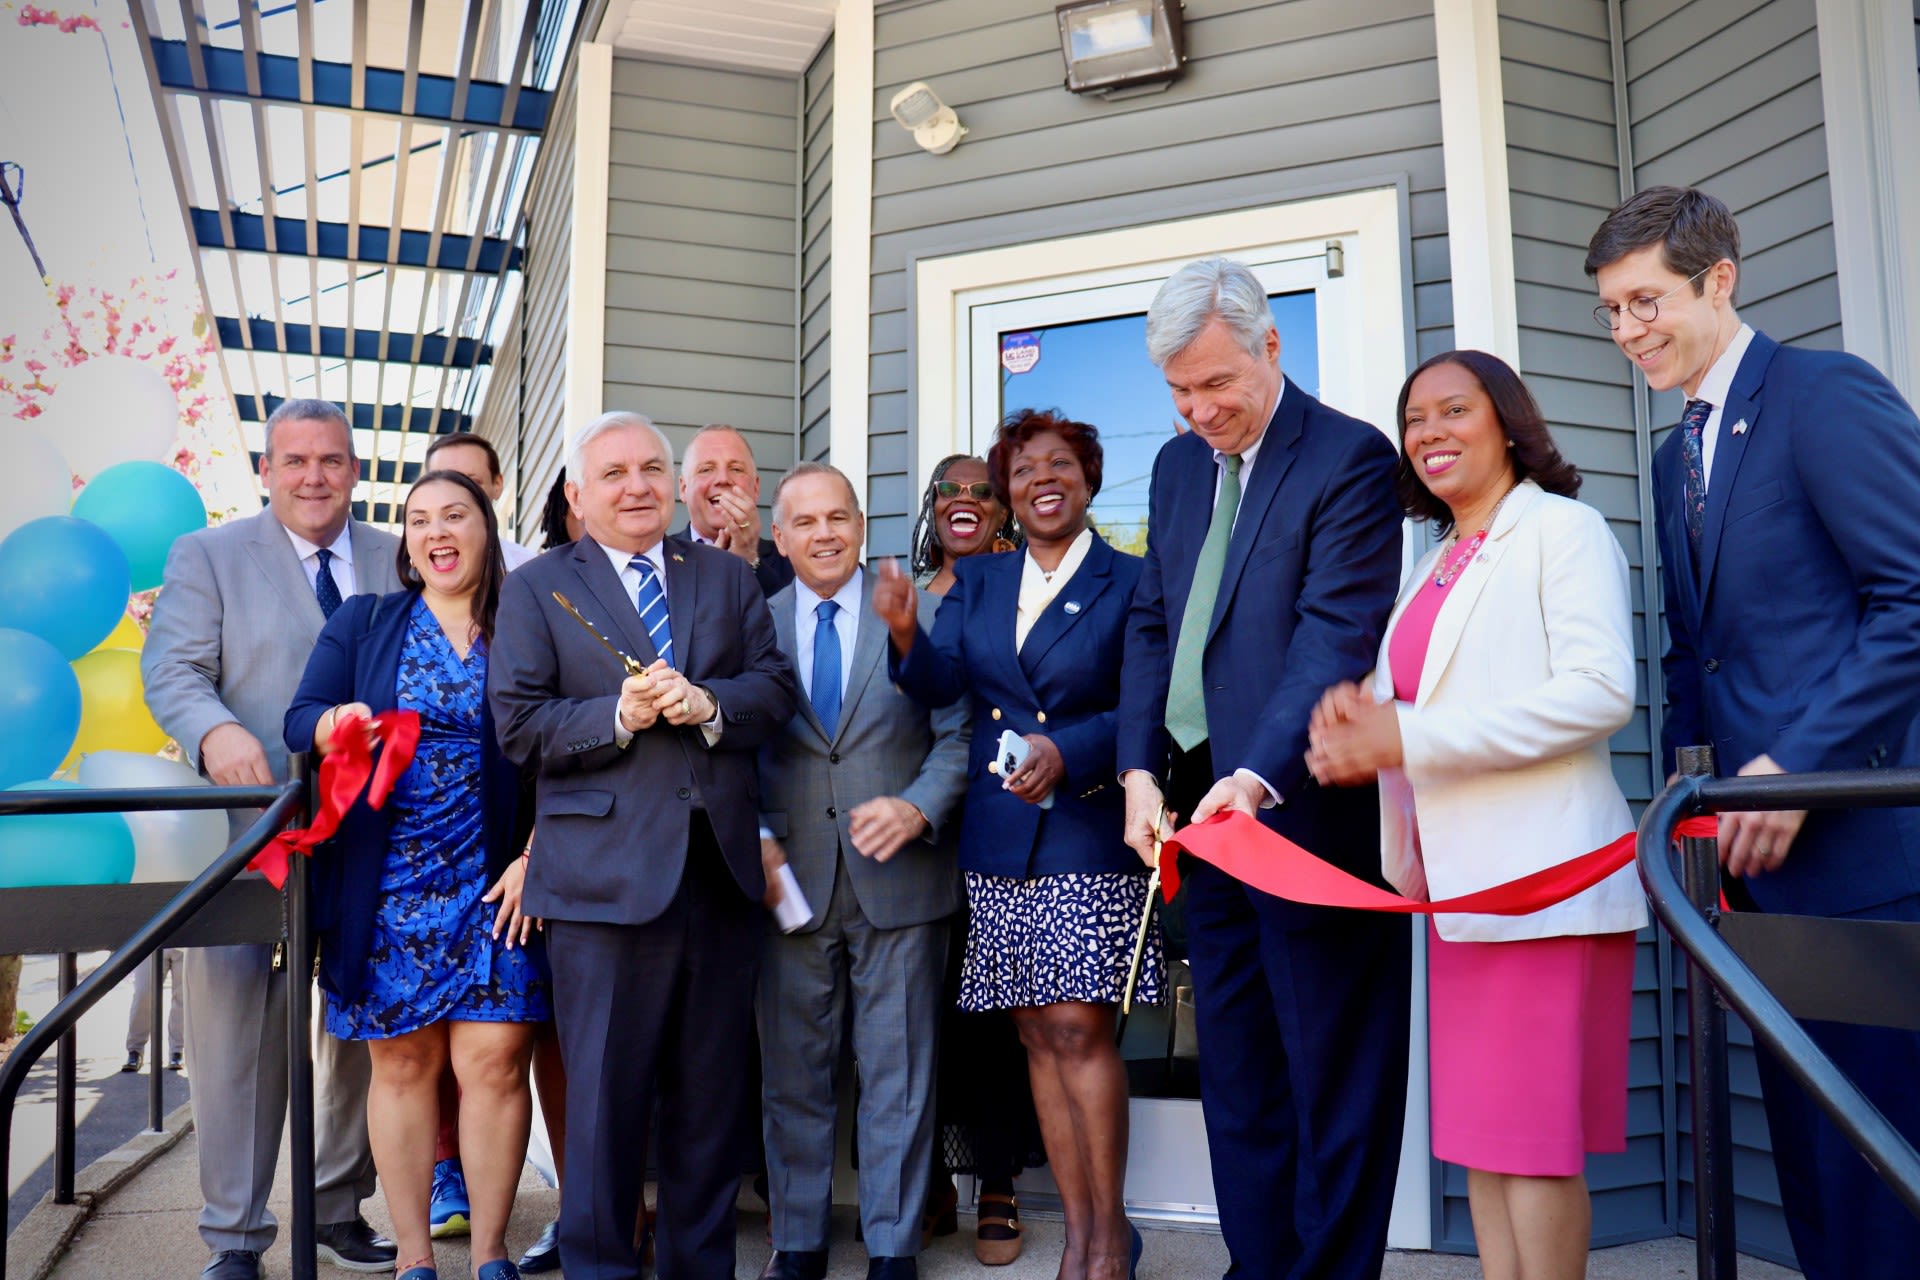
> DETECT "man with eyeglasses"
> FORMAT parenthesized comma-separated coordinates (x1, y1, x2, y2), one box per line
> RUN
(1587, 185, 1920, 1280)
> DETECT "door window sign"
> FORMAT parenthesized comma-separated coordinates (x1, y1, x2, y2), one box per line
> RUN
(1000, 331, 1041, 375)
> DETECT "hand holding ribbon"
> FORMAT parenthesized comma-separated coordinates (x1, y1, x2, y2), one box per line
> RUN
(250, 709, 422, 890)
(1156, 810, 1719, 914)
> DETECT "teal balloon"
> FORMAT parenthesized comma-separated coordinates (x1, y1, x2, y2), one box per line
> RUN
(0, 627, 81, 788)
(0, 516, 132, 658)
(71, 462, 207, 592)
(0, 779, 136, 888)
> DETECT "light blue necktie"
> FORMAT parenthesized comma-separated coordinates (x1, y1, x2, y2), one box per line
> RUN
(630, 555, 674, 668)
(811, 599, 842, 736)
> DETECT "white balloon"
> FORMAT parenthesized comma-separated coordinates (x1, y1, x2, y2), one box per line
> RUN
(34, 356, 180, 481)
(77, 750, 228, 883)
(0, 428, 73, 540)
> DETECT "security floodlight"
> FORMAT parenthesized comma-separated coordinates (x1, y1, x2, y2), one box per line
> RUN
(889, 82, 967, 155)
(1056, 0, 1186, 97)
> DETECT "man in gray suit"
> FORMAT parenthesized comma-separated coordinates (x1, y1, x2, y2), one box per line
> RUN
(754, 463, 968, 1280)
(490, 411, 796, 1280)
(143, 399, 399, 1280)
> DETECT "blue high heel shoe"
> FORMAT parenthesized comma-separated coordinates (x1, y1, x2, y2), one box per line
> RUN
(1128, 1220, 1143, 1279)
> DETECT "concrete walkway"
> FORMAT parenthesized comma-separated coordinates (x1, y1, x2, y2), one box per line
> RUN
(16, 1120, 1805, 1280)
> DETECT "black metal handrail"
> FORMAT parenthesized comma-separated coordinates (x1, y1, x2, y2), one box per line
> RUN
(1637, 764, 1920, 1279)
(0, 772, 312, 1279)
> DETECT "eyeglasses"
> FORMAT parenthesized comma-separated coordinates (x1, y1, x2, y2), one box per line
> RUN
(1592, 264, 1713, 331)
(935, 480, 995, 500)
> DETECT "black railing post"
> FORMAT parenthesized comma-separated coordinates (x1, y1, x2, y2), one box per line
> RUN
(53, 953, 77, 1204)
(1678, 744, 1738, 1279)
(286, 753, 318, 1280)
(147, 949, 164, 1132)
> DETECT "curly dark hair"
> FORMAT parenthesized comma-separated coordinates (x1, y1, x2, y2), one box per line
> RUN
(1393, 350, 1580, 533)
(395, 469, 507, 645)
(985, 409, 1104, 511)
(537, 469, 574, 550)
(909, 453, 1021, 578)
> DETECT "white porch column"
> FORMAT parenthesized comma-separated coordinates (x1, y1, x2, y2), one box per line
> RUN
(829, 0, 875, 521)
(1433, 0, 1521, 368)
(565, 41, 612, 434)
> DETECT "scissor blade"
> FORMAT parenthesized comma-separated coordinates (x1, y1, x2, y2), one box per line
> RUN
(551, 591, 646, 675)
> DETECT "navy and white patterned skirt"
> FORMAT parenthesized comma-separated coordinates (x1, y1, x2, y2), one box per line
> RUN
(958, 870, 1165, 1011)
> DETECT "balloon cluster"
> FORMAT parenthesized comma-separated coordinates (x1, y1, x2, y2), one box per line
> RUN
(0, 357, 222, 889)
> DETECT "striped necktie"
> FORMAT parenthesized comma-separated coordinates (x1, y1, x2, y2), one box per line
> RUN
(630, 555, 674, 669)
(1165, 453, 1242, 751)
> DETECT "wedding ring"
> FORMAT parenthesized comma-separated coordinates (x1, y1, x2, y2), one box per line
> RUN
(680, 697, 691, 717)
(735, 520, 750, 530)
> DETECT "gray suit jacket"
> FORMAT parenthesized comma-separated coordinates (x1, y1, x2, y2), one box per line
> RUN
(490, 534, 798, 925)
(759, 574, 967, 932)
(143, 509, 402, 834)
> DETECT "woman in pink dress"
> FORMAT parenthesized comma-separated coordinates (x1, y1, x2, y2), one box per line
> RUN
(1305, 350, 1647, 1280)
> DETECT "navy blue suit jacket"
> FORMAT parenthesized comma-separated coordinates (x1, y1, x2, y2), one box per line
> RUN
(893, 532, 1144, 879)
(1117, 381, 1402, 903)
(1653, 331, 1920, 915)
(285, 591, 533, 1001)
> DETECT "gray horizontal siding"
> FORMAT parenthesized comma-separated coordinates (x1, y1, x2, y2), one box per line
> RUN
(513, 60, 580, 546)
(866, 0, 1451, 555)
(1622, 0, 1839, 1267)
(802, 37, 833, 465)
(604, 55, 799, 516)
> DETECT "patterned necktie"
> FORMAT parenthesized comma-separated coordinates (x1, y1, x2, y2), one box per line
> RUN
(1678, 397, 1712, 557)
(630, 555, 674, 669)
(1166, 453, 1243, 752)
(811, 599, 842, 736)
(313, 547, 342, 619)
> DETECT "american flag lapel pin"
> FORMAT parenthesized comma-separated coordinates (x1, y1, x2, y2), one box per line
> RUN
(671, 551, 686, 563)
(1731, 418, 1748, 436)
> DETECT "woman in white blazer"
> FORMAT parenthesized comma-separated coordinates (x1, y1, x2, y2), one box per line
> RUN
(1306, 351, 1646, 1280)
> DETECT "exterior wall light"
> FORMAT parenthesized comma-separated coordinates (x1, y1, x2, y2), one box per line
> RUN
(889, 82, 967, 154)
(1056, 0, 1186, 98)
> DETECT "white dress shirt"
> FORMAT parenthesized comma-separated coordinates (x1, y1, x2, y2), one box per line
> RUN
(283, 522, 357, 599)
(598, 539, 722, 747)
(794, 567, 862, 702)
(1015, 528, 1093, 651)
(1692, 323, 1756, 486)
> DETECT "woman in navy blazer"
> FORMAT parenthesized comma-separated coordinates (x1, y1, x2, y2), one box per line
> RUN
(876, 410, 1155, 1280)
(286, 470, 542, 1280)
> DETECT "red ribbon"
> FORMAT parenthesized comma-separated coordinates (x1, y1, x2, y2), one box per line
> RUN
(249, 709, 422, 890)
(1157, 811, 1723, 914)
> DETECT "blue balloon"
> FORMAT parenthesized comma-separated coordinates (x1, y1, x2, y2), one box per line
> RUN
(71, 461, 208, 592)
(0, 627, 81, 788)
(0, 515, 132, 658)
(0, 779, 136, 888)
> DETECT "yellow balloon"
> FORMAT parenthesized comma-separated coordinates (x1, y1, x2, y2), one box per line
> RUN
(93, 613, 146, 653)
(63, 649, 168, 769)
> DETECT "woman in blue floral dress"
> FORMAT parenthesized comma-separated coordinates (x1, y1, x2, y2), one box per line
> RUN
(288, 470, 545, 1280)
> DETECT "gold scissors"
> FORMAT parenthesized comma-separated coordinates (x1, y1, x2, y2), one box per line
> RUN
(1122, 803, 1171, 1015)
(551, 591, 647, 677)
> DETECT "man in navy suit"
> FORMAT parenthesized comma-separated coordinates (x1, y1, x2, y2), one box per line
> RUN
(1588, 186, 1920, 1280)
(1117, 257, 1410, 1279)
(490, 411, 797, 1280)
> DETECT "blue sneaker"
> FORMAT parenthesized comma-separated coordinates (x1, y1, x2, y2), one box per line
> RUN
(429, 1158, 470, 1238)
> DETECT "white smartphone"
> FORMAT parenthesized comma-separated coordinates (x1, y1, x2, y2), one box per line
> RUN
(995, 729, 1054, 809)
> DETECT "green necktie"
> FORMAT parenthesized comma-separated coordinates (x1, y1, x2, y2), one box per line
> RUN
(1166, 453, 1242, 751)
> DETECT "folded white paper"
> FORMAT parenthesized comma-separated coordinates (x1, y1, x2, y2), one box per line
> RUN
(772, 863, 812, 933)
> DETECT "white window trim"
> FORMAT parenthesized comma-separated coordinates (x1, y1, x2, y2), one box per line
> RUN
(564, 41, 612, 437)
(1433, 0, 1520, 368)
(1816, 0, 1920, 400)
(913, 188, 1413, 481)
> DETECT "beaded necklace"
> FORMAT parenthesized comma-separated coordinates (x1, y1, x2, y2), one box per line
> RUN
(1433, 484, 1517, 588)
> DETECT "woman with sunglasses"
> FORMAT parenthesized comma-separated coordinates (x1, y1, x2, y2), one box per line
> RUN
(908, 455, 1040, 1265)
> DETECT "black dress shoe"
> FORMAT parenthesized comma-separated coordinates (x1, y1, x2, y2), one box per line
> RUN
(867, 1259, 918, 1280)
(758, 1249, 828, 1280)
(516, 1219, 561, 1273)
(200, 1250, 262, 1280)
(122, 1050, 142, 1073)
(314, 1217, 398, 1272)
